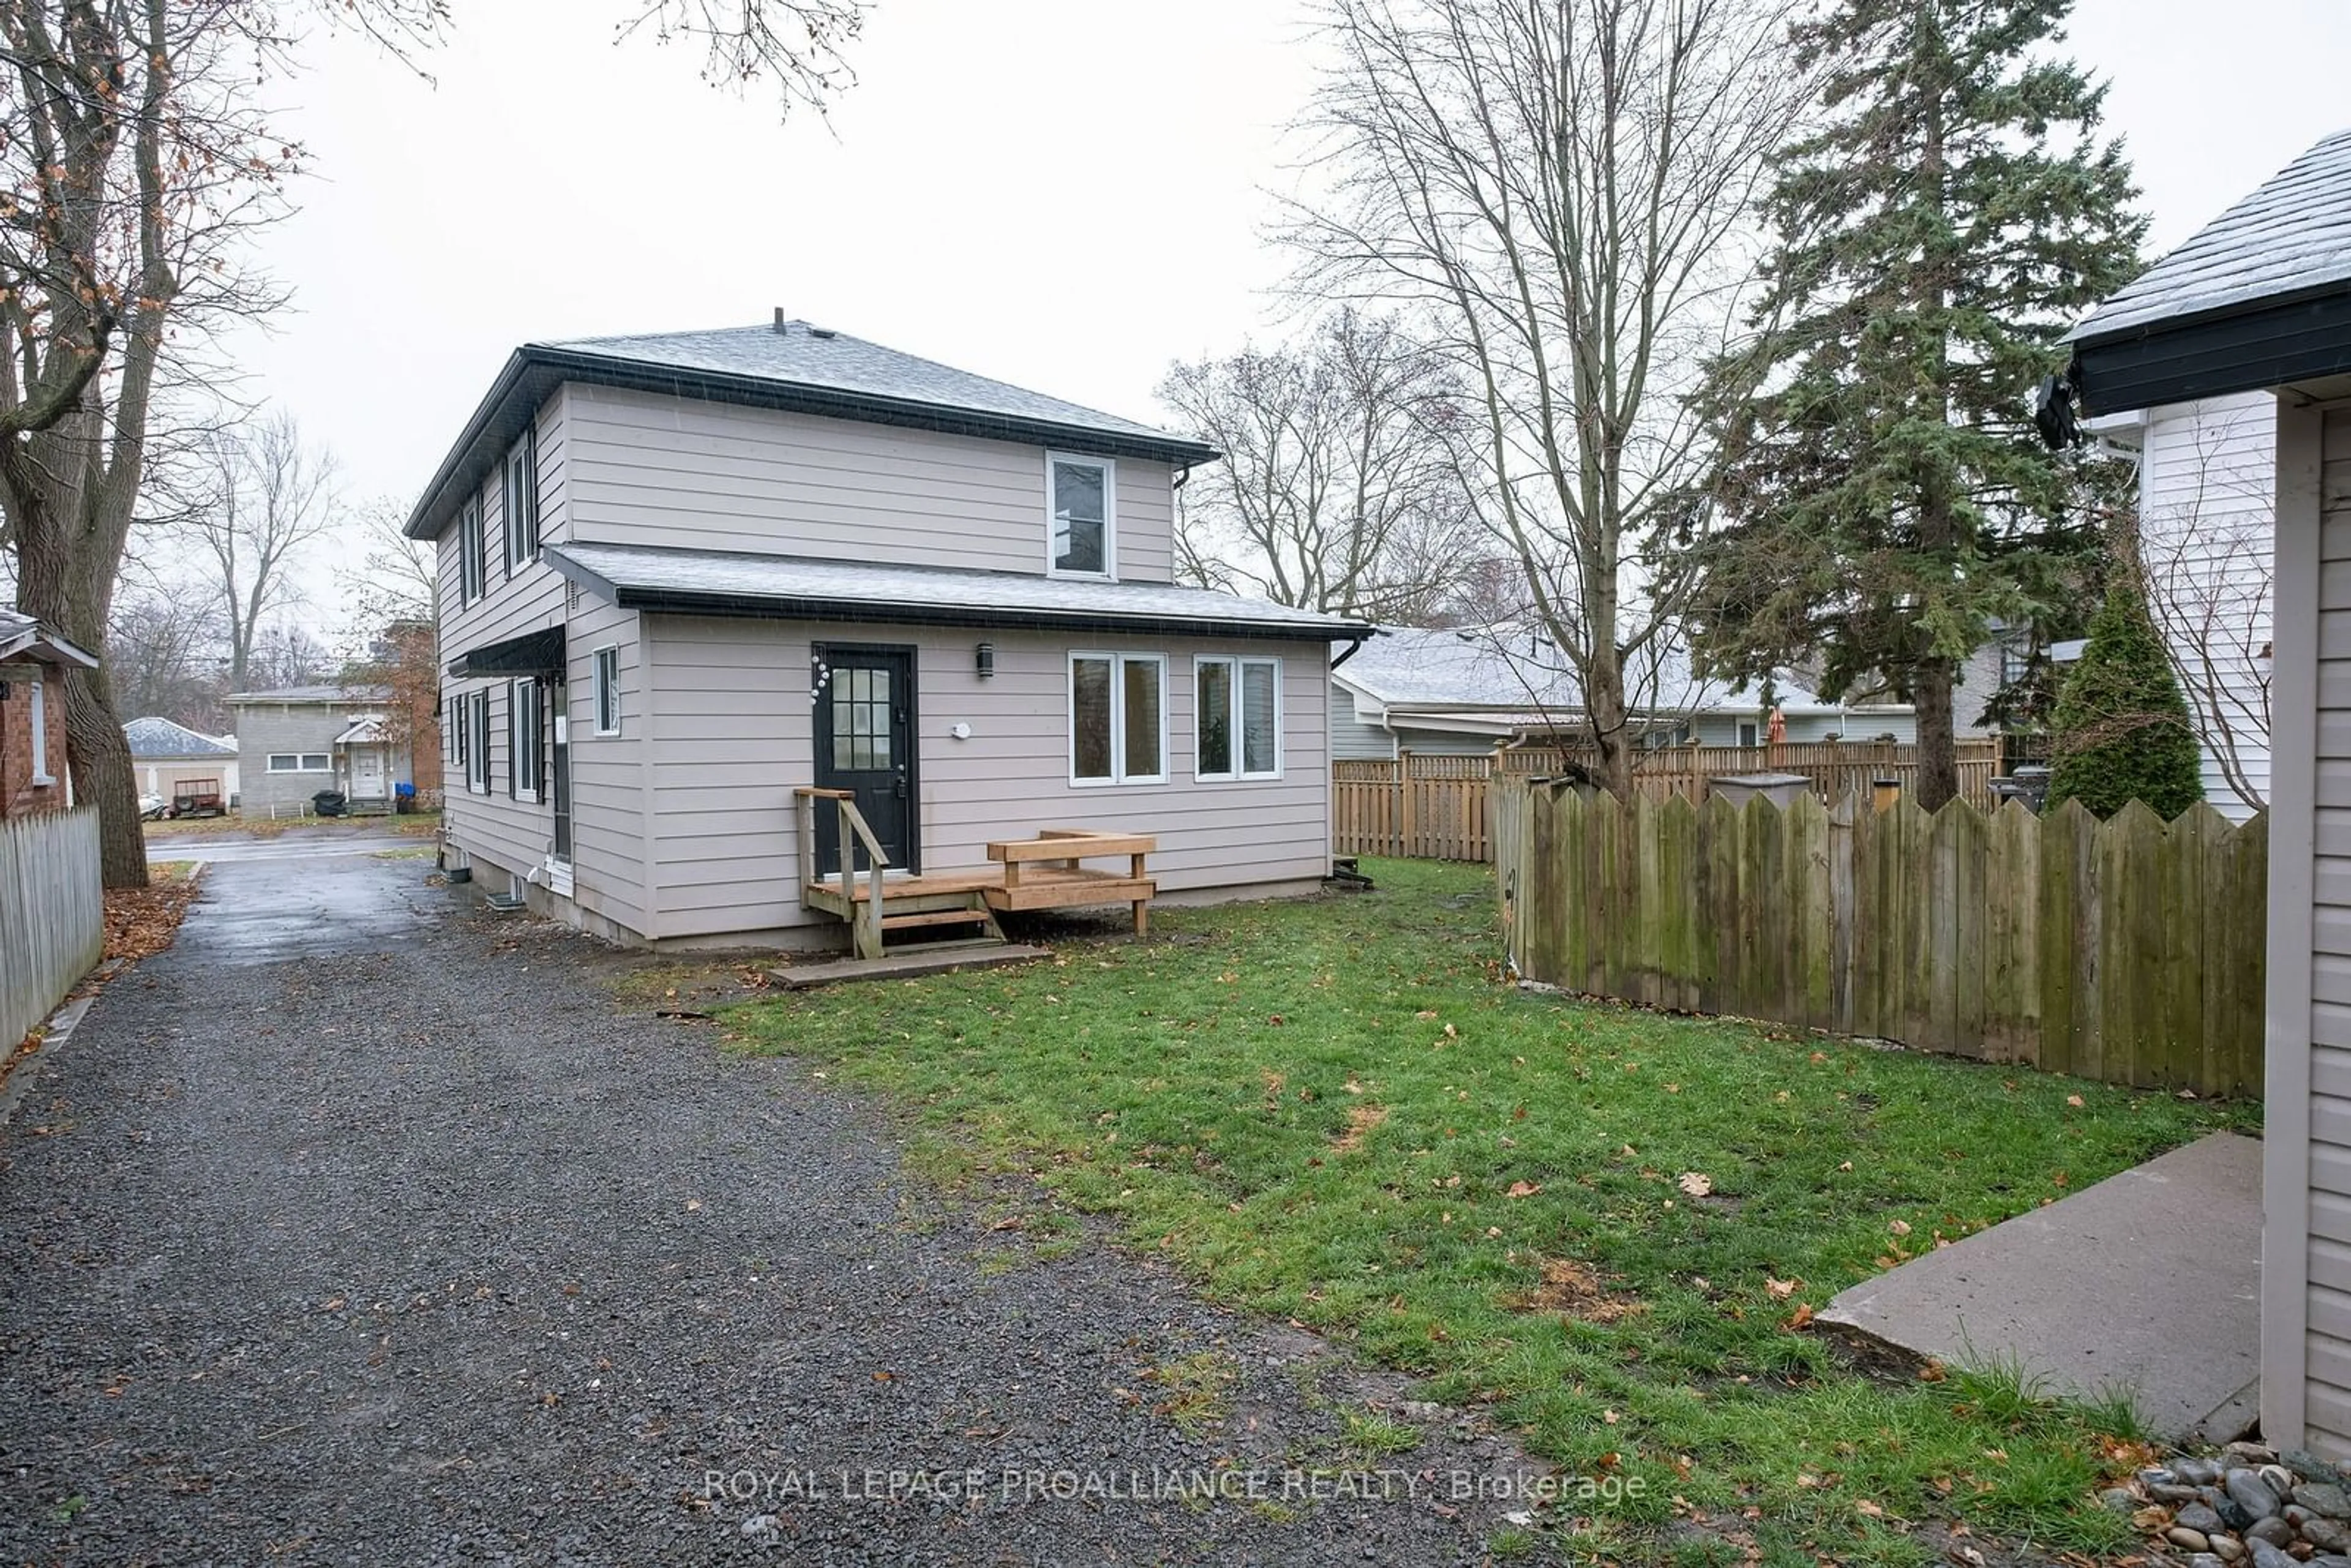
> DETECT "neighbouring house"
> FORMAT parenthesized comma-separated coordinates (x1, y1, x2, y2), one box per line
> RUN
(2053, 127, 2351, 1455)
(1330, 625, 1916, 761)
(403, 316, 1368, 949)
(2066, 395, 2276, 821)
(124, 717, 241, 809)
(0, 609, 95, 818)
(223, 685, 410, 817)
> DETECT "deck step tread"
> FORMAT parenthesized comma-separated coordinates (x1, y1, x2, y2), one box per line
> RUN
(769, 943, 1048, 991)
(879, 909, 996, 931)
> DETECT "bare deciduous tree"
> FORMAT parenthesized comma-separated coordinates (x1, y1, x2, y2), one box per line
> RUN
(2134, 402, 2274, 812)
(1286, 0, 1807, 792)
(0, 0, 864, 885)
(1159, 309, 1493, 624)
(192, 411, 339, 694)
(107, 570, 228, 733)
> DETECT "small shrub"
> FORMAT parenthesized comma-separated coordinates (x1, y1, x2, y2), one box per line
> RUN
(2046, 580, 2203, 817)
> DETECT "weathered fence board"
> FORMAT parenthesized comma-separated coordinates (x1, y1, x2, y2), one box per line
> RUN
(1, 806, 104, 1050)
(1338, 738, 2003, 861)
(1495, 782, 2267, 1098)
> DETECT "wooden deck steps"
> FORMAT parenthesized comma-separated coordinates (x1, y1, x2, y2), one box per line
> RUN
(794, 789, 1157, 960)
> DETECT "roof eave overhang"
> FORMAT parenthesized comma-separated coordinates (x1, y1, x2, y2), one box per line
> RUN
(0, 626, 99, 669)
(2068, 285, 2351, 415)
(604, 585, 1363, 644)
(405, 345, 1226, 541)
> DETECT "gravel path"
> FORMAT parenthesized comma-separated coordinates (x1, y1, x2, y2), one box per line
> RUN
(0, 850, 1542, 1566)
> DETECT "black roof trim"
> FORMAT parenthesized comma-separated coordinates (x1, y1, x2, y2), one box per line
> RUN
(594, 583, 1362, 644)
(2073, 288, 2351, 415)
(448, 625, 566, 678)
(405, 345, 1223, 542)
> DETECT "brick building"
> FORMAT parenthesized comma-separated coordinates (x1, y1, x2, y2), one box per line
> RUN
(0, 609, 97, 819)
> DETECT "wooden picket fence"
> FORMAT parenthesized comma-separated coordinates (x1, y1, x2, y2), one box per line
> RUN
(1333, 754, 1496, 861)
(1335, 739, 2002, 863)
(1492, 781, 2267, 1097)
(1, 806, 104, 1051)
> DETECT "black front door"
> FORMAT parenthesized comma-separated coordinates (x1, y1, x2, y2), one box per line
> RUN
(814, 644, 918, 874)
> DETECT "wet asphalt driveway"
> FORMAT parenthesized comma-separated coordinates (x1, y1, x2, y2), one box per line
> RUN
(0, 839, 1534, 1566)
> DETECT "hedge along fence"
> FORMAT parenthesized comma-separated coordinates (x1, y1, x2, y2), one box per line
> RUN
(1492, 781, 2268, 1098)
(1, 806, 104, 1051)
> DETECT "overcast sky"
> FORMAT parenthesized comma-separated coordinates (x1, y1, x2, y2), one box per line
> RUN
(231, 0, 2351, 517)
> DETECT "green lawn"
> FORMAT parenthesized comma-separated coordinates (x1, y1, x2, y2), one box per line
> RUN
(725, 858, 2256, 1566)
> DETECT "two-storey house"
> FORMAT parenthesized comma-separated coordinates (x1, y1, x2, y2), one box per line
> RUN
(405, 318, 1368, 950)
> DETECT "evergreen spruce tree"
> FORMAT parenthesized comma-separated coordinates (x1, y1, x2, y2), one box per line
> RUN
(2045, 578, 2204, 818)
(1689, 0, 2145, 809)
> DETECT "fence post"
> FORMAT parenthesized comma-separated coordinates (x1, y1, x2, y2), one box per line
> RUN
(1398, 749, 1417, 859)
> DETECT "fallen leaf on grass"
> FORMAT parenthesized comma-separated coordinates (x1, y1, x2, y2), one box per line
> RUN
(1785, 1303, 1814, 1330)
(1506, 1180, 1543, 1199)
(2065, 1093, 2085, 1107)
(1856, 1499, 1884, 1518)
(1676, 1172, 1714, 1198)
(1765, 1277, 1798, 1300)
(1889, 1218, 1911, 1237)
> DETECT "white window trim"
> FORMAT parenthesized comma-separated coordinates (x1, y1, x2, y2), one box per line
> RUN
(26, 678, 52, 785)
(457, 496, 484, 606)
(1067, 651, 1167, 787)
(1193, 655, 1284, 782)
(511, 677, 542, 804)
(467, 690, 492, 794)
(1044, 451, 1116, 581)
(503, 433, 538, 577)
(592, 645, 621, 736)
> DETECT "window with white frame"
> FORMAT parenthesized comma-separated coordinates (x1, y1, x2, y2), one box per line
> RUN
(458, 495, 486, 605)
(466, 690, 491, 793)
(1069, 653, 1164, 785)
(266, 753, 331, 773)
(593, 646, 621, 735)
(1194, 656, 1282, 780)
(502, 432, 538, 575)
(27, 678, 52, 784)
(509, 678, 542, 801)
(1047, 453, 1114, 577)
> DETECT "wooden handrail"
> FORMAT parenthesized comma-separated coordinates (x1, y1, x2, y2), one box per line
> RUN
(793, 787, 891, 959)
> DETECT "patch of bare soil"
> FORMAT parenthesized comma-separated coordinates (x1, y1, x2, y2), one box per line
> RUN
(1332, 1103, 1388, 1152)
(1505, 1255, 1647, 1324)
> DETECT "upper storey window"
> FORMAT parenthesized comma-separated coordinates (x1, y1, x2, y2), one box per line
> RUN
(1048, 453, 1114, 578)
(503, 430, 538, 575)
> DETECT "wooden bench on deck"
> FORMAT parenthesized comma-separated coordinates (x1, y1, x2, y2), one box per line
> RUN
(985, 829, 1157, 934)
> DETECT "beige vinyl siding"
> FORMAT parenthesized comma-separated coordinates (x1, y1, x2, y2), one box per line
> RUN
(2296, 400, 2351, 1451)
(437, 390, 571, 888)
(637, 616, 1330, 942)
(561, 595, 646, 933)
(561, 383, 1178, 583)
(2142, 392, 2275, 819)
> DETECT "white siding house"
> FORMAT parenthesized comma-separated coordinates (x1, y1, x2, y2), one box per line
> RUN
(2057, 127, 2351, 1455)
(408, 319, 1365, 949)
(1330, 625, 1916, 758)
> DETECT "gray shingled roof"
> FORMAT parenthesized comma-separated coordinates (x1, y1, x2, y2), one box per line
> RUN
(1337, 626, 1895, 717)
(224, 685, 391, 705)
(550, 321, 1205, 456)
(544, 541, 1369, 641)
(2069, 129, 2351, 343)
(124, 716, 236, 759)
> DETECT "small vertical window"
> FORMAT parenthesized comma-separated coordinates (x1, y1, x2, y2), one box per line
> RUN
(457, 497, 485, 605)
(467, 691, 492, 793)
(26, 678, 51, 784)
(1048, 453, 1113, 577)
(593, 646, 621, 736)
(1069, 652, 1163, 785)
(503, 432, 538, 575)
(1194, 657, 1282, 781)
(510, 678, 542, 802)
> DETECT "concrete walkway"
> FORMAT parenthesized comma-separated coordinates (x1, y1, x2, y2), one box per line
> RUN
(1820, 1131, 2261, 1442)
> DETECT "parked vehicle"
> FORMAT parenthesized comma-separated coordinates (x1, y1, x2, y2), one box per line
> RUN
(167, 779, 226, 818)
(138, 793, 165, 820)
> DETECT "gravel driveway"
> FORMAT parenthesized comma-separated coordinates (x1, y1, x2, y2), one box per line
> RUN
(0, 847, 1542, 1566)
